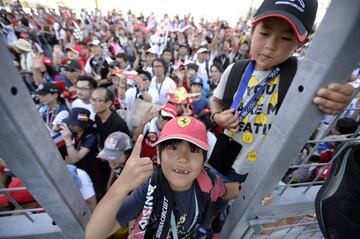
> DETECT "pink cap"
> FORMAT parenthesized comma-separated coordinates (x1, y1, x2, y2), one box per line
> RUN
(153, 116, 209, 150)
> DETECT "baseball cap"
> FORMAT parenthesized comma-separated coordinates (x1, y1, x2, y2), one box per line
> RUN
(190, 76, 203, 86)
(196, 48, 209, 54)
(111, 69, 125, 78)
(62, 108, 94, 129)
(160, 103, 178, 118)
(252, 0, 318, 42)
(153, 116, 209, 150)
(35, 82, 60, 95)
(89, 39, 101, 46)
(146, 46, 157, 55)
(63, 59, 81, 72)
(65, 45, 83, 56)
(97, 132, 133, 161)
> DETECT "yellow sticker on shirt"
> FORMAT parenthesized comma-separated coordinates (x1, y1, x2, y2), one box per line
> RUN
(270, 92, 278, 106)
(247, 151, 257, 162)
(242, 115, 250, 124)
(242, 132, 254, 144)
(269, 75, 280, 86)
(257, 96, 265, 106)
(248, 76, 259, 88)
(255, 113, 268, 125)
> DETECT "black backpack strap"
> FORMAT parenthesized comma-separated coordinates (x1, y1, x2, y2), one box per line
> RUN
(277, 56, 298, 110)
(223, 60, 250, 109)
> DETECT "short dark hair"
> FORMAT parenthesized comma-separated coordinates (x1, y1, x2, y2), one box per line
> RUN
(186, 63, 199, 72)
(162, 47, 173, 54)
(152, 58, 168, 71)
(210, 62, 224, 73)
(115, 53, 128, 62)
(96, 87, 114, 102)
(77, 75, 97, 89)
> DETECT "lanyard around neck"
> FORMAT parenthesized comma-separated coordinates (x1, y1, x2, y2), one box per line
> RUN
(170, 187, 199, 238)
(231, 61, 280, 122)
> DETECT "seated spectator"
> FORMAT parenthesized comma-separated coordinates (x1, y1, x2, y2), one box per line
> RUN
(66, 165, 97, 212)
(96, 132, 133, 190)
(71, 75, 97, 120)
(35, 82, 69, 128)
(91, 87, 130, 149)
(60, 107, 107, 200)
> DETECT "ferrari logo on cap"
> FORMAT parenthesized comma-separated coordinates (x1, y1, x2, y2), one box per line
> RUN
(178, 116, 191, 128)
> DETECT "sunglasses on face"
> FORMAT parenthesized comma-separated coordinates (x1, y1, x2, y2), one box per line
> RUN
(161, 115, 173, 121)
(63, 67, 77, 72)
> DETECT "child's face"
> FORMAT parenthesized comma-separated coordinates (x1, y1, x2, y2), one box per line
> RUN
(160, 141, 204, 192)
(250, 18, 301, 71)
(190, 84, 202, 94)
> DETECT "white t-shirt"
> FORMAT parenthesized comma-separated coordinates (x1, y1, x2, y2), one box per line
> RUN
(148, 76, 176, 105)
(71, 99, 96, 121)
(77, 168, 95, 200)
(214, 63, 279, 175)
(206, 131, 217, 161)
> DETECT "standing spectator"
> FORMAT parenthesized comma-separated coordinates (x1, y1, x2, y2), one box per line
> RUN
(209, 62, 224, 95)
(194, 47, 211, 97)
(84, 39, 113, 87)
(144, 58, 176, 105)
(91, 87, 130, 149)
(35, 82, 69, 128)
(189, 76, 209, 116)
(135, 103, 177, 161)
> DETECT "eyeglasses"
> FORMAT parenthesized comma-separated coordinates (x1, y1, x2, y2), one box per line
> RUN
(90, 98, 106, 103)
(76, 86, 91, 91)
(153, 65, 163, 68)
(161, 115, 173, 121)
(63, 67, 78, 73)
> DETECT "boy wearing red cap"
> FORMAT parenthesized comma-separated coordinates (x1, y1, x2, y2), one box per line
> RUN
(210, 0, 354, 182)
(86, 116, 238, 238)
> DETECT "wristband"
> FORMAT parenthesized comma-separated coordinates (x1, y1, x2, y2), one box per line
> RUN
(210, 111, 221, 122)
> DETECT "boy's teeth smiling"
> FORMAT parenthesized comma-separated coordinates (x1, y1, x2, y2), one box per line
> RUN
(173, 169, 190, 174)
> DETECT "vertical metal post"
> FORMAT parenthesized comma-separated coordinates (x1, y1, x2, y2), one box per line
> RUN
(220, 0, 360, 238)
(0, 37, 90, 238)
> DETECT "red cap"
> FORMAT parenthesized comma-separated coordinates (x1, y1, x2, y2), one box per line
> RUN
(153, 116, 209, 150)
(160, 103, 177, 118)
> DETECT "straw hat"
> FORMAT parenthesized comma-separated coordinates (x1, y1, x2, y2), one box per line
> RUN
(13, 39, 32, 52)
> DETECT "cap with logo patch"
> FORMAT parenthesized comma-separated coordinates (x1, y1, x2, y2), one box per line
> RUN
(252, 0, 318, 42)
(153, 116, 209, 150)
(97, 132, 133, 161)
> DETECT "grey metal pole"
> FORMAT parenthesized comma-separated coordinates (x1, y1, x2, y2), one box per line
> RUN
(0, 37, 90, 238)
(220, 0, 360, 238)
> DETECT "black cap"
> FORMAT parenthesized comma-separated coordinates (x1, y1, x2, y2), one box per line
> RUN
(63, 59, 81, 72)
(252, 0, 318, 42)
(62, 108, 94, 129)
(35, 82, 60, 95)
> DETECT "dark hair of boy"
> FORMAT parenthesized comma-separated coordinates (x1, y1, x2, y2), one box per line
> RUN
(211, 62, 224, 73)
(186, 63, 199, 72)
(77, 75, 98, 89)
(115, 53, 128, 62)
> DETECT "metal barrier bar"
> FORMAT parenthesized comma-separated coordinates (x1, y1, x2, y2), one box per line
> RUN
(220, 0, 360, 238)
(0, 36, 90, 238)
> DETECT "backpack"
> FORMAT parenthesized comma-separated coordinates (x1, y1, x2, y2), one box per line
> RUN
(315, 143, 360, 239)
(223, 57, 298, 111)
